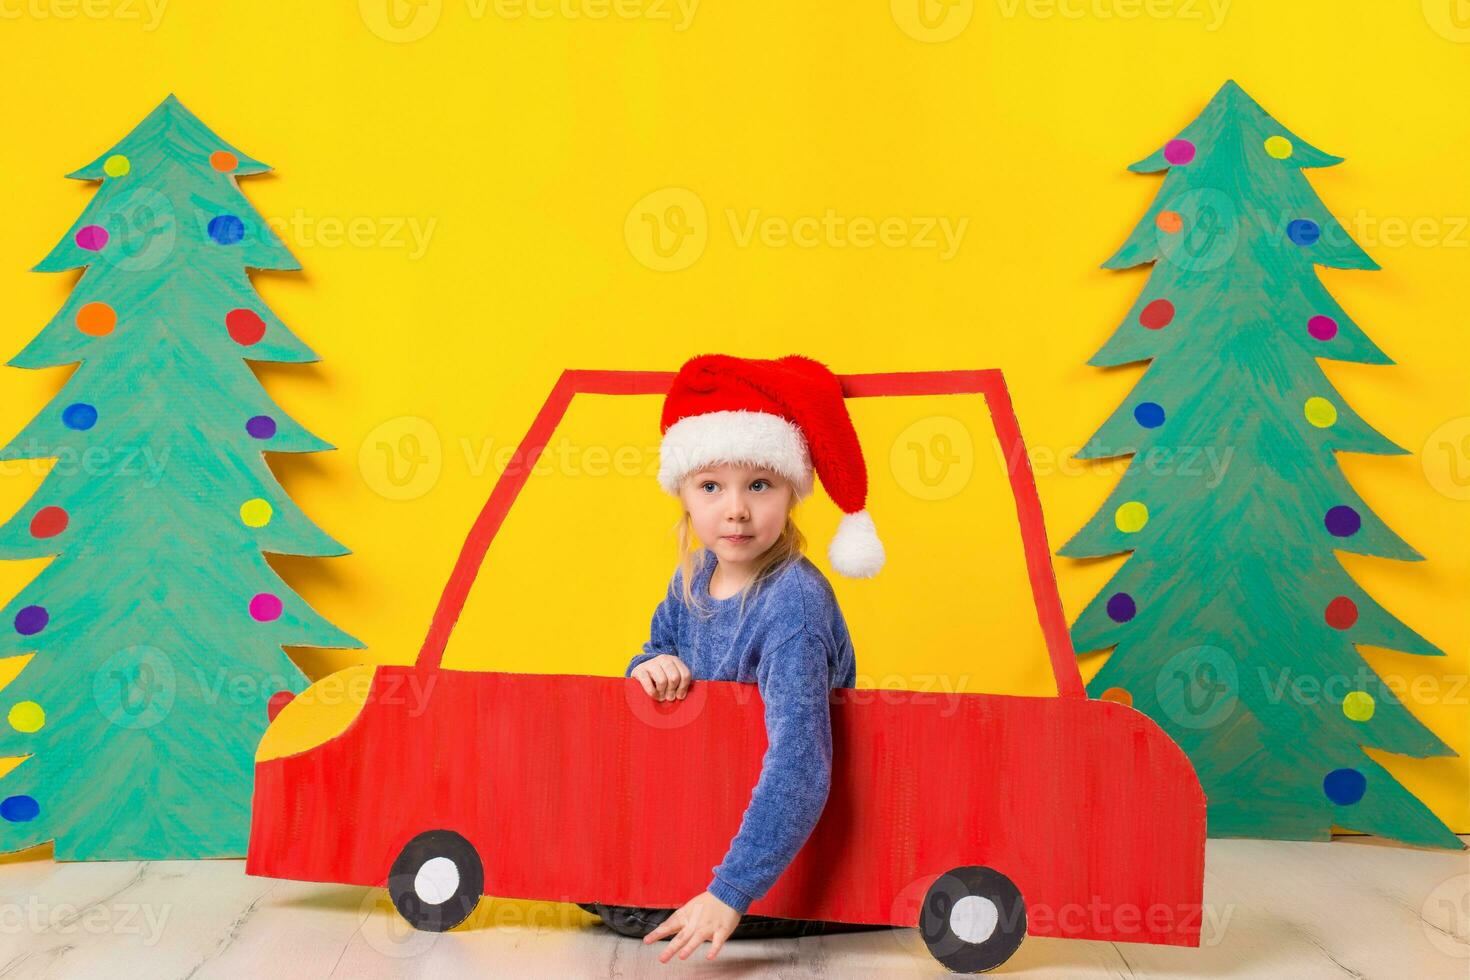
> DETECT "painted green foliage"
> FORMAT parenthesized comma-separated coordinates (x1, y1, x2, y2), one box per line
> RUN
(0, 95, 360, 859)
(1061, 81, 1461, 850)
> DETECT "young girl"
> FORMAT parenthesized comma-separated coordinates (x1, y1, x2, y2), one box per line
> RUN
(582, 353, 887, 964)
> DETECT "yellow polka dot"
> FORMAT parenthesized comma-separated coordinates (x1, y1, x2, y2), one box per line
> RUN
(103, 154, 130, 178)
(240, 498, 273, 528)
(1115, 501, 1149, 533)
(1343, 691, 1375, 722)
(1304, 396, 1338, 428)
(1264, 136, 1293, 160)
(8, 701, 44, 733)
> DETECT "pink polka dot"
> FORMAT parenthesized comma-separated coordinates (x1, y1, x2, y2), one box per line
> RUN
(1164, 139, 1196, 165)
(75, 226, 109, 251)
(1308, 315, 1338, 341)
(249, 593, 283, 622)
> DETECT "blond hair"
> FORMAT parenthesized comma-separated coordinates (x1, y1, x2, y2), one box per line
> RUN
(674, 498, 807, 618)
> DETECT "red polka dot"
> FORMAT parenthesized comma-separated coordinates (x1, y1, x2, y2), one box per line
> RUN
(29, 506, 68, 539)
(267, 690, 294, 722)
(1139, 299, 1175, 329)
(226, 309, 266, 346)
(1325, 596, 1358, 630)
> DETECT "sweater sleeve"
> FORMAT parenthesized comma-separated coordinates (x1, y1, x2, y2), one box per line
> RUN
(625, 570, 683, 677)
(707, 627, 833, 914)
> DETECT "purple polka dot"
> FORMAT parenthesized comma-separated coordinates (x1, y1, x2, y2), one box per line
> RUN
(13, 606, 48, 636)
(249, 593, 283, 622)
(75, 226, 109, 251)
(1308, 315, 1338, 341)
(1325, 505, 1361, 538)
(1106, 593, 1137, 623)
(246, 416, 277, 440)
(1164, 139, 1196, 165)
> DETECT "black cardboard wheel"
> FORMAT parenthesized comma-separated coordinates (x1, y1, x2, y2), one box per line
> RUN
(919, 865, 1026, 973)
(387, 830, 485, 932)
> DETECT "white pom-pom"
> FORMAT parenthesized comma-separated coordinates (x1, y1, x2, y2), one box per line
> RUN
(828, 510, 885, 578)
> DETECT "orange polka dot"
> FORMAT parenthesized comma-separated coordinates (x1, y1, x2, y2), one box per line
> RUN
(76, 302, 116, 336)
(1156, 210, 1183, 234)
(1101, 687, 1133, 707)
(211, 150, 239, 172)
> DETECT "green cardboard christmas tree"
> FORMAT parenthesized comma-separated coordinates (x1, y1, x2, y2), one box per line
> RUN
(1061, 80, 1461, 849)
(0, 95, 359, 859)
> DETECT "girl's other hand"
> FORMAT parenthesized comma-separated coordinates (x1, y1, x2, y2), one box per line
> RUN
(631, 654, 691, 701)
(644, 890, 741, 963)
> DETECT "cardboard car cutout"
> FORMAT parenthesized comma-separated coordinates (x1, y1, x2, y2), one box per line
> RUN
(245, 368, 1207, 973)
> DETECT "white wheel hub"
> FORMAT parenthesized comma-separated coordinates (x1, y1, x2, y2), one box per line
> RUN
(949, 895, 999, 944)
(414, 856, 461, 906)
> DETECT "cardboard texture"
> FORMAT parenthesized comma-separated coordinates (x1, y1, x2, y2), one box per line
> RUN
(247, 369, 1207, 972)
(0, 95, 359, 859)
(1059, 81, 1462, 850)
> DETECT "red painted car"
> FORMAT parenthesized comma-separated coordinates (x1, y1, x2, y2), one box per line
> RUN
(246, 369, 1206, 973)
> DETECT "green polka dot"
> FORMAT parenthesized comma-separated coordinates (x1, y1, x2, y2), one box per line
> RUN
(1343, 691, 1375, 722)
(103, 155, 130, 178)
(1304, 396, 1338, 428)
(8, 702, 44, 733)
(1115, 501, 1149, 533)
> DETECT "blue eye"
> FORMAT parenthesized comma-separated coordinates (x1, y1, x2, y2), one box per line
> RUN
(750, 480, 770, 491)
(700, 481, 718, 493)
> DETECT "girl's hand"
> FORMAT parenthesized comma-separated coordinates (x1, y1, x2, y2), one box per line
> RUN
(644, 890, 741, 963)
(631, 654, 691, 701)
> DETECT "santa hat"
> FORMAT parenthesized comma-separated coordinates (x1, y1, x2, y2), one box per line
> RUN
(658, 353, 885, 578)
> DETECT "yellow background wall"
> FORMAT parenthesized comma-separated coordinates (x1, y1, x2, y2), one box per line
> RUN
(0, 2, 1463, 830)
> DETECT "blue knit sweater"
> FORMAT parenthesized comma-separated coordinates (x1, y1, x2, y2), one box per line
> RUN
(625, 549, 857, 915)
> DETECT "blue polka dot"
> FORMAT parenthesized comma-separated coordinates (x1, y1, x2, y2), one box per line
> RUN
(62, 403, 97, 431)
(0, 795, 38, 822)
(208, 215, 246, 245)
(1134, 402, 1166, 429)
(1323, 768, 1366, 806)
(1287, 219, 1320, 246)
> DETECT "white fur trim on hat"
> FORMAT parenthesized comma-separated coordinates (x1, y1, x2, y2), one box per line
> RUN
(659, 410, 815, 498)
(828, 509, 885, 578)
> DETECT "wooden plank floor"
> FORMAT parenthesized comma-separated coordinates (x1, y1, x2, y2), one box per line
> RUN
(0, 835, 1462, 978)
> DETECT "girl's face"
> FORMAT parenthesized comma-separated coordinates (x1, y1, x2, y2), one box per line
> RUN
(680, 463, 794, 567)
